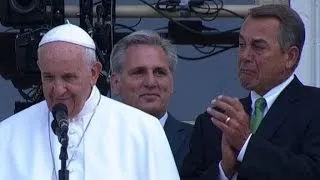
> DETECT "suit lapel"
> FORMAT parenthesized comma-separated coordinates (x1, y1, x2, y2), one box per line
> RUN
(240, 96, 252, 115)
(256, 77, 302, 139)
(164, 114, 185, 156)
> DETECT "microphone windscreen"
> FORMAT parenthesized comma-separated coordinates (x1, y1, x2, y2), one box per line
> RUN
(52, 103, 68, 118)
(51, 119, 59, 135)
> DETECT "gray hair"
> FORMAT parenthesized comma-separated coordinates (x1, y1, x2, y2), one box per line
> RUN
(248, 4, 305, 70)
(85, 48, 97, 64)
(110, 30, 178, 74)
(37, 44, 97, 68)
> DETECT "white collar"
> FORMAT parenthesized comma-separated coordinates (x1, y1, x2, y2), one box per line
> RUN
(74, 85, 101, 118)
(159, 112, 168, 127)
(49, 85, 101, 122)
(250, 74, 294, 115)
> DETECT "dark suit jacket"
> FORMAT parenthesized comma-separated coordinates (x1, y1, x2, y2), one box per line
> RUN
(181, 77, 320, 180)
(164, 113, 193, 174)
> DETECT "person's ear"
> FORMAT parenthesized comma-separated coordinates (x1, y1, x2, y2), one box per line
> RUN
(285, 46, 299, 70)
(110, 73, 120, 95)
(90, 61, 102, 85)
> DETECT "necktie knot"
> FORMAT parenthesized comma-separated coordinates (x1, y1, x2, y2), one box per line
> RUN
(254, 97, 267, 111)
(251, 97, 267, 133)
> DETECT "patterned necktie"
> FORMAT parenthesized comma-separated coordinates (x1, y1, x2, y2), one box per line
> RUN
(250, 97, 267, 133)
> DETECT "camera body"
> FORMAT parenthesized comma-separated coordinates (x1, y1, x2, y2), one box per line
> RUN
(0, 0, 49, 28)
(0, 0, 64, 28)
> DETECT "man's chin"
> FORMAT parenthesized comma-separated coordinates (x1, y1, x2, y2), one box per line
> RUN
(239, 78, 257, 90)
(140, 95, 159, 102)
(138, 105, 160, 116)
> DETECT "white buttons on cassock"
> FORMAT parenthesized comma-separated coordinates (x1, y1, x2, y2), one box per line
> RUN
(71, 151, 78, 160)
(69, 129, 76, 135)
(69, 143, 76, 149)
(65, 117, 85, 179)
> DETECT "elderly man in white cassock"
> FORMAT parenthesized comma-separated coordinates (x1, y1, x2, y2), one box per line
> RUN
(0, 23, 179, 180)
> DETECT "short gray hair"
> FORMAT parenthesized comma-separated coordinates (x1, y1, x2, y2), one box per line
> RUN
(85, 48, 97, 64)
(37, 44, 97, 68)
(248, 4, 305, 70)
(110, 30, 178, 74)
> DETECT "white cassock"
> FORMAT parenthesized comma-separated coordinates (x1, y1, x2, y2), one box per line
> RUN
(0, 86, 179, 180)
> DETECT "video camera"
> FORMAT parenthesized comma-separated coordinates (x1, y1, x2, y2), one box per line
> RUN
(0, 0, 113, 95)
(0, 0, 64, 28)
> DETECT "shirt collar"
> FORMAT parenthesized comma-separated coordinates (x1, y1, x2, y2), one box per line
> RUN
(250, 74, 294, 115)
(73, 85, 101, 118)
(159, 112, 168, 127)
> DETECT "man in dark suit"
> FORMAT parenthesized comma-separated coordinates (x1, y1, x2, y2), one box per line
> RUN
(181, 4, 320, 180)
(109, 30, 193, 173)
(165, 113, 193, 171)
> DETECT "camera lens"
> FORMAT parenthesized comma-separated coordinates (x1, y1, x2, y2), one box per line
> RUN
(16, 0, 33, 7)
(10, 0, 38, 14)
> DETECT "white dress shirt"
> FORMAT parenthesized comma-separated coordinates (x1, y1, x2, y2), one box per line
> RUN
(159, 112, 168, 127)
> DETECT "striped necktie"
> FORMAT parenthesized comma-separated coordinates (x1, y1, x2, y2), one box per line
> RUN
(250, 98, 267, 133)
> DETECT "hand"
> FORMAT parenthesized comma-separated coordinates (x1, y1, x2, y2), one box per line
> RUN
(221, 134, 236, 178)
(207, 95, 251, 151)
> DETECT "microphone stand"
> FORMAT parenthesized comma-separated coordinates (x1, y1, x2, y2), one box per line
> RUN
(59, 132, 69, 180)
(51, 120, 69, 180)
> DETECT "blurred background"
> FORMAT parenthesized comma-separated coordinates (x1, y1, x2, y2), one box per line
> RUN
(1, 0, 307, 122)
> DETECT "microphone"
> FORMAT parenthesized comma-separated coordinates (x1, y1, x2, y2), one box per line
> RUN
(52, 103, 69, 133)
(52, 104, 70, 180)
(51, 118, 59, 136)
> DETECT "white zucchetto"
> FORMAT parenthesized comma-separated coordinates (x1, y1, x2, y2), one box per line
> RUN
(38, 23, 95, 50)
